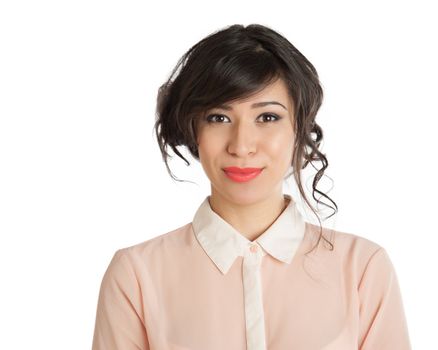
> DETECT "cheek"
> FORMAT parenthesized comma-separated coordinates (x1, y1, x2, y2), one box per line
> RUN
(197, 135, 222, 163)
(198, 129, 224, 150)
(265, 135, 295, 168)
(266, 132, 294, 153)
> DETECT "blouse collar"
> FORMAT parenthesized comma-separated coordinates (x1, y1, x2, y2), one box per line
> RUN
(191, 194, 306, 274)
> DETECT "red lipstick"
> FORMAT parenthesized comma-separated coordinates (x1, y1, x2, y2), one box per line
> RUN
(223, 167, 263, 183)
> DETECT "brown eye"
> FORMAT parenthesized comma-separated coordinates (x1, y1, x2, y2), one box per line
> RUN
(205, 113, 282, 123)
(257, 113, 282, 123)
(205, 114, 230, 123)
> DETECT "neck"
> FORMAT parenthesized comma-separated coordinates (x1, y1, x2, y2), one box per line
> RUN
(208, 191, 291, 242)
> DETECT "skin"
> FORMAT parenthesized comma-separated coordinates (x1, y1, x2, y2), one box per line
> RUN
(196, 77, 297, 242)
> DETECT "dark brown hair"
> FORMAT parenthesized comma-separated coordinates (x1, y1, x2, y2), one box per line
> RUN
(153, 24, 337, 254)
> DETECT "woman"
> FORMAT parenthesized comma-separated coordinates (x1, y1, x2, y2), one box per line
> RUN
(92, 24, 411, 349)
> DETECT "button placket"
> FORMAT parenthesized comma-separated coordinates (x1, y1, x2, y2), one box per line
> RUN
(244, 243, 263, 265)
(242, 242, 266, 350)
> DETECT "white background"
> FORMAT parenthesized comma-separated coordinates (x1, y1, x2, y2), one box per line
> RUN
(0, 0, 436, 348)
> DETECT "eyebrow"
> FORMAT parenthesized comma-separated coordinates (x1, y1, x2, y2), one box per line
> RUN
(215, 101, 288, 111)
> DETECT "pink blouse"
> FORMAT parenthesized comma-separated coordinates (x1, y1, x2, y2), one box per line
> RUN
(92, 194, 411, 349)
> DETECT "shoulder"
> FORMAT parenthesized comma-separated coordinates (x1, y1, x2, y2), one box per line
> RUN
(306, 222, 383, 253)
(304, 222, 388, 275)
(113, 222, 195, 267)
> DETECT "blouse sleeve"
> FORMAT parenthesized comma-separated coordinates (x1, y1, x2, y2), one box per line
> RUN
(357, 247, 411, 349)
(92, 249, 150, 350)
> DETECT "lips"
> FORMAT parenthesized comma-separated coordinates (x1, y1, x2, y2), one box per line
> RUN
(223, 167, 263, 174)
(223, 167, 263, 183)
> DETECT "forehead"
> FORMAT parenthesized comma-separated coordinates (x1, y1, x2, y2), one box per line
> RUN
(223, 78, 293, 110)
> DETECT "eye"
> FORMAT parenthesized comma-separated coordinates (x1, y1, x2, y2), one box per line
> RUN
(205, 113, 282, 123)
(257, 113, 281, 123)
(205, 114, 230, 123)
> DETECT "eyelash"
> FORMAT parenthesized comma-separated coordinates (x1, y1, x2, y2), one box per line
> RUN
(205, 113, 282, 124)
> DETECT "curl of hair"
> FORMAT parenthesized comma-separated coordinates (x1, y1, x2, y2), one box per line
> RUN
(153, 23, 338, 255)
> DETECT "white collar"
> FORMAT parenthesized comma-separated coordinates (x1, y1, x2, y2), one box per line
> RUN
(191, 194, 306, 274)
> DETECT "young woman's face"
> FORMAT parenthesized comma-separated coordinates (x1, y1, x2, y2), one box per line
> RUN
(196, 77, 296, 204)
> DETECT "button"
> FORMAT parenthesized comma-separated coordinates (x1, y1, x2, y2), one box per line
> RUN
(250, 244, 258, 253)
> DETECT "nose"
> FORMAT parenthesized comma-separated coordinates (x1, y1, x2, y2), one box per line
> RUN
(227, 119, 257, 157)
